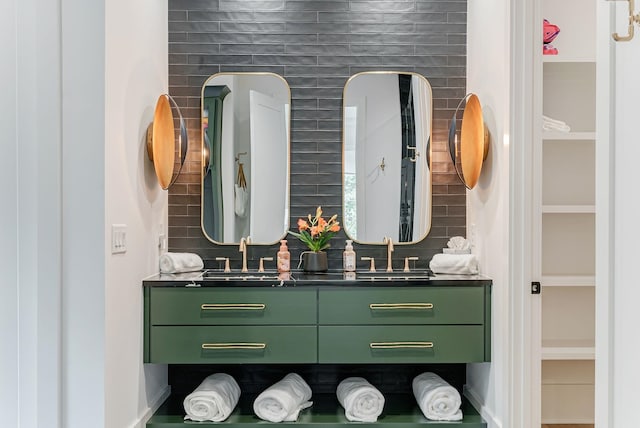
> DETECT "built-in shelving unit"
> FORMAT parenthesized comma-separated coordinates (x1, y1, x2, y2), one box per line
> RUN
(536, 0, 596, 425)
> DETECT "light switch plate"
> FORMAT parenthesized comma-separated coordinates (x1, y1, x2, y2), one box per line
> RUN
(111, 224, 127, 254)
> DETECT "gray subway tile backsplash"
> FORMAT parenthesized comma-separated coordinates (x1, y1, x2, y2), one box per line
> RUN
(168, 0, 467, 268)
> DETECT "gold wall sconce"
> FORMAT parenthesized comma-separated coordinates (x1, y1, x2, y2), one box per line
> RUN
(146, 94, 188, 190)
(611, 0, 640, 41)
(448, 93, 490, 190)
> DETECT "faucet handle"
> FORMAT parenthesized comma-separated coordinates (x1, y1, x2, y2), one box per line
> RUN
(361, 256, 376, 272)
(215, 257, 231, 272)
(403, 256, 419, 272)
(258, 257, 273, 273)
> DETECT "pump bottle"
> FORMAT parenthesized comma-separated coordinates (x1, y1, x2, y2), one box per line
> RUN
(277, 240, 290, 273)
(343, 240, 356, 272)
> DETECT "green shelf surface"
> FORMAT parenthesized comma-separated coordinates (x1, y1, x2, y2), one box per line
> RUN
(147, 393, 486, 427)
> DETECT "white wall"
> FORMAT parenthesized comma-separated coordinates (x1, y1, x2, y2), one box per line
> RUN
(1, 1, 169, 427)
(105, 0, 169, 426)
(465, 1, 511, 427)
(1, 1, 20, 426)
(607, 16, 640, 426)
(61, 1, 107, 425)
(2, 0, 64, 426)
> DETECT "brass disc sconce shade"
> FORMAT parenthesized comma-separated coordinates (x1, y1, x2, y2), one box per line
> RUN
(448, 93, 490, 189)
(146, 94, 188, 190)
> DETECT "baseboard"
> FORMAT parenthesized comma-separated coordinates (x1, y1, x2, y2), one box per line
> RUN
(131, 385, 171, 428)
(464, 385, 502, 428)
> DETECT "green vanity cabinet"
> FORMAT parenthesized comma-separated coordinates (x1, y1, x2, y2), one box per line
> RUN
(318, 287, 488, 364)
(318, 325, 485, 364)
(318, 287, 485, 325)
(149, 287, 316, 325)
(143, 277, 492, 427)
(144, 287, 317, 364)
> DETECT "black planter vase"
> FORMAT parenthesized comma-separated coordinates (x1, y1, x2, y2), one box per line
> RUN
(302, 251, 328, 272)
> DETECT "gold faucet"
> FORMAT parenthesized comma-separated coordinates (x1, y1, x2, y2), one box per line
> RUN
(383, 236, 394, 272)
(239, 237, 251, 272)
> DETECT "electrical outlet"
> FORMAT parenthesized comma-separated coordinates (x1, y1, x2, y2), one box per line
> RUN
(111, 224, 127, 254)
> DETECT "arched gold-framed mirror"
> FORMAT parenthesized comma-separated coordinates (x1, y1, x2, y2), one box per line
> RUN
(200, 72, 291, 245)
(342, 71, 433, 245)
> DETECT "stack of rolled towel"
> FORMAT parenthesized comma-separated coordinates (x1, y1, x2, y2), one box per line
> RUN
(183, 373, 241, 422)
(429, 236, 478, 275)
(412, 372, 463, 421)
(253, 373, 313, 423)
(336, 377, 385, 422)
(159, 252, 204, 274)
(182, 371, 462, 423)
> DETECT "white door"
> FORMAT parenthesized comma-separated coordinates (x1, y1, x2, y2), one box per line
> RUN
(248, 89, 288, 243)
(595, 2, 640, 425)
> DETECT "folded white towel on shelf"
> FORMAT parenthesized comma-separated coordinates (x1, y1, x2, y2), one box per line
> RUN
(542, 115, 571, 133)
(253, 373, 313, 423)
(159, 252, 204, 274)
(429, 253, 478, 275)
(412, 372, 462, 422)
(183, 373, 241, 422)
(336, 377, 385, 422)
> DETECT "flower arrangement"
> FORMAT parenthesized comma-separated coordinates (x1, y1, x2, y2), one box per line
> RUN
(289, 206, 341, 252)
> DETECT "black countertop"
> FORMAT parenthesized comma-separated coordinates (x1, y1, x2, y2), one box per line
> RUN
(142, 269, 492, 287)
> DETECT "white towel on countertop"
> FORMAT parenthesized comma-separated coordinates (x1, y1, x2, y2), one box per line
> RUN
(336, 377, 385, 422)
(412, 372, 462, 421)
(159, 252, 204, 274)
(253, 373, 313, 422)
(183, 373, 241, 422)
(447, 236, 471, 252)
(429, 253, 478, 275)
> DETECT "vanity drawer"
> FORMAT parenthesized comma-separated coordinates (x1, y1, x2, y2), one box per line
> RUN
(149, 326, 317, 364)
(149, 288, 316, 325)
(318, 287, 484, 325)
(318, 325, 485, 363)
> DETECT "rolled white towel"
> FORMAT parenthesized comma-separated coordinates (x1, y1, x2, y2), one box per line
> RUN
(429, 253, 478, 275)
(253, 373, 313, 422)
(183, 373, 241, 422)
(159, 252, 204, 274)
(336, 377, 385, 422)
(412, 372, 462, 421)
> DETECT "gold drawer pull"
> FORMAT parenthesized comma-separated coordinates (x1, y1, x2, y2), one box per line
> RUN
(369, 303, 434, 310)
(370, 341, 434, 349)
(201, 303, 266, 310)
(201, 342, 266, 350)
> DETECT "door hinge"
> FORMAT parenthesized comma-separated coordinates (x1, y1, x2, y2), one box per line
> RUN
(531, 281, 541, 294)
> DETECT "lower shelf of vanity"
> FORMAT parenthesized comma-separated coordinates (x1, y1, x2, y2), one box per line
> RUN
(147, 393, 486, 427)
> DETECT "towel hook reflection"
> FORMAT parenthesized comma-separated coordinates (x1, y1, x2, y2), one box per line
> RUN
(611, 0, 640, 41)
(235, 151, 247, 163)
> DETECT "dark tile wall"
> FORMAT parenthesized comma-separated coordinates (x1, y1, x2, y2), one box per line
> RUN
(167, 0, 467, 271)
